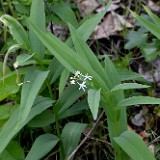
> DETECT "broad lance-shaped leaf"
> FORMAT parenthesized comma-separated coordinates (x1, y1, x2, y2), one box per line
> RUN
(27, 19, 108, 92)
(29, 0, 45, 59)
(28, 100, 88, 128)
(53, 2, 79, 29)
(57, 1, 112, 94)
(114, 131, 156, 160)
(69, 24, 111, 90)
(0, 96, 54, 154)
(143, 5, 160, 28)
(61, 122, 87, 160)
(59, 69, 70, 97)
(76, 0, 112, 41)
(25, 134, 59, 160)
(111, 83, 150, 92)
(88, 89, 101, 120)
(130, 10, 160, 40)
(56, 85, 84, 114)
(0, 15, 30, 49)
(116, 96, 160, 109)
(18, 69, 49, 124)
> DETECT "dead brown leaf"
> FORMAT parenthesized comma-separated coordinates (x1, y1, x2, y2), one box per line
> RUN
(93, 12, 133, 39)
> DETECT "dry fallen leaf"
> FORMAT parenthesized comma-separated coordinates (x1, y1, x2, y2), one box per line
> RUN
(148, 144, 155, 155)
(138, 57, 160, 83)
(93, 11, 133, 39)
(148, 0, 160, 12)
(132, 110, 145, 127)
(77, 0, 121, 16)
(77, 0, 99, 16)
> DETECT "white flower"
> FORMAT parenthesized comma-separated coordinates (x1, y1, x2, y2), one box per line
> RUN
(17, 81, 30, 86)
(70, 76, 75, 80)
(70, 80, 76, 84)
(83, 73, 93, 81)
(77, 81, 87, 91)
(74, 70, 81, 78)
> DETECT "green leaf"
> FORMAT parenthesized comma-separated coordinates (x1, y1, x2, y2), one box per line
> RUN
(117, 68, 143, 81)
(0, 141, 24, 160)
(0, 104, 18, 127)
(143, 5, 160, 28)
(104, 56, 121, 87)
(58, 100, 88, 120)
(0, 74, 19, 101)
(3, 44, 22, 79)
(47, 57, 64, 84)
(28, 109, 54, 128)
(130, 10, 160, 40)
(76, 0, 112, 41)
(59, 69, 70, 97)
(0, 96, 54, 154)
(117, 96, 160, 108)
(125, 30, 147, 49)
(25, 134, 59, 160)
(30, 100, 88, 126)
(88, 89, 101, 120)
(53, 2, 79, 29)
(141, 42, 160, 61)
(111, 83, 150, 92)
(61, 122, 87, 159)
(0, 15, 30, 49)
(16, 53, 35, 67)
(29, 0, 45, 59)
(27, 18, 88, 73)
(18, 69, 49, 124)
(56, 85, 85, 114)
(114, 131, 156, 160)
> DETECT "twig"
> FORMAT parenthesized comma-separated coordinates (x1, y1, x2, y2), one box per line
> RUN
(82, 133, 111, 145)
(147, 135, 160, 146)
(66, 110, 105, 160)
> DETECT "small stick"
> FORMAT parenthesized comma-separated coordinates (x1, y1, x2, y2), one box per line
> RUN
(66, 110, 105, 160)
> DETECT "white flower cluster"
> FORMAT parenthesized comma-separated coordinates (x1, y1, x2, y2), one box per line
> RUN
(70, 70, 93, 91)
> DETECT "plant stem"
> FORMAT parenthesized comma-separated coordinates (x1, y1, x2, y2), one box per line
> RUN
(6, 0, 16, 18)
(45, 76, 65, 159)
